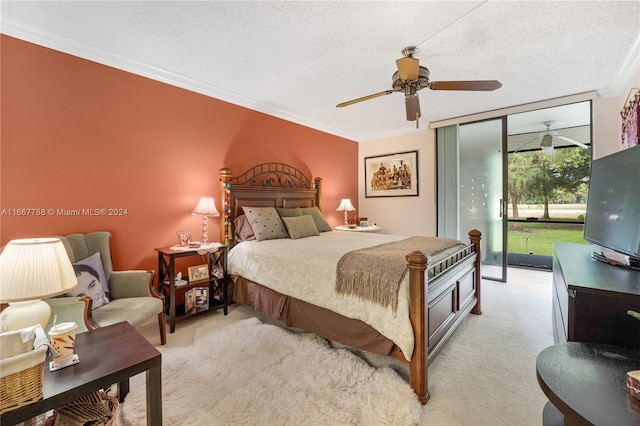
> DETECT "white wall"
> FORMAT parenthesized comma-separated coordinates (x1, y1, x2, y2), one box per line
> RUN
(358, 130, 436, 236)
(592, 66, 639, 159)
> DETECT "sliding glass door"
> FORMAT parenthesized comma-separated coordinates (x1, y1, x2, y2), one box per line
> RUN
(458, 118, 507, 281)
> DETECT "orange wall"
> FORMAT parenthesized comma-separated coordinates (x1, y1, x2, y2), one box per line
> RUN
(1, 35, 358, 272)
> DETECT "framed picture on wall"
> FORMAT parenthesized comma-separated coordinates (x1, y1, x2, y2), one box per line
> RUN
(364, 150, 419, 198)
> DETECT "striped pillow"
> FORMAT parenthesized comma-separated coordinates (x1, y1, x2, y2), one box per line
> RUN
(282, 215, 320, 239)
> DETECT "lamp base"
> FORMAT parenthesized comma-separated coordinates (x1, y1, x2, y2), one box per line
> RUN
(0, 299, 51, 332)
(201, 215, 209, 245)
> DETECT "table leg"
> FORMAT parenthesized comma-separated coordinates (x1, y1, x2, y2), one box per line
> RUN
(146, 364, 162, 426)
(169, 257, 176, 333)
(118, 378, 130, 403)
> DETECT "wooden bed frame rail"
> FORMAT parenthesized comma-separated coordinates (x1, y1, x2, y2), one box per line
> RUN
(219, 164, 482, 405)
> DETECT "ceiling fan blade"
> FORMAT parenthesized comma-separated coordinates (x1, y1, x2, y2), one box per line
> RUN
(336, 90, 395, 108)
(405, 95, 421, 121)
(556, 135, 589, 149)
(396, 56, 420, 81)
(428, 80, 502, 91)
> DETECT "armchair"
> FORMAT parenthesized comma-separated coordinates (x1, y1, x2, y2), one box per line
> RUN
(44, 232, 166, 345)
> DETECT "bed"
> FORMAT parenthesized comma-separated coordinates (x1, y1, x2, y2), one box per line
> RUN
(218, 163, 482, 404)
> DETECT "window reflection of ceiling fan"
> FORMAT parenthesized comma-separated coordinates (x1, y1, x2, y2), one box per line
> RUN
(335, 46, 502, 128)
(537, 121, 589, 155)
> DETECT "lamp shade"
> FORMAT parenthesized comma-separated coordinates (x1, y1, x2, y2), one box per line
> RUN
(192, 196, 220, 217)
(336, 199, 356, 212)
(0, 238, 78, 303)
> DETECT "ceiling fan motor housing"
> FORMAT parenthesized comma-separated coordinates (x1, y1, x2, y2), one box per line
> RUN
(392, 66, 430, 91)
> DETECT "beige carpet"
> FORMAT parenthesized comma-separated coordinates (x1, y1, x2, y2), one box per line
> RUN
(127, 267, 553, 425)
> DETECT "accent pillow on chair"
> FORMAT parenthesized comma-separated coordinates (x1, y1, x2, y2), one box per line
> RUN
(63, 252, 110, 309)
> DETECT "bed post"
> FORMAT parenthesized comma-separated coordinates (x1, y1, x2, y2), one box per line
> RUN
(406, 250, 430, 404)
(314, 177, 323, 211)
(468, 229, 482, 315)
(220, 168, 232, 245)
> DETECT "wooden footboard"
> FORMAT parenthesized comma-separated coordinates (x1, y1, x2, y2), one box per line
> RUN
(405, 229, 481, 404)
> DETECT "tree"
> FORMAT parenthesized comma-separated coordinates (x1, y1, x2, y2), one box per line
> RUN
(508, 151, 537, 228)
(508, 146, 591, 220)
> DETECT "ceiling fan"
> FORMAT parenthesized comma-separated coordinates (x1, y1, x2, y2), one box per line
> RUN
(335, 46, 502, 128)
(538, 121, 589, 155)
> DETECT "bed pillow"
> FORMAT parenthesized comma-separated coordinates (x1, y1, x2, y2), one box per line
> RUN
(276, 207, 302, 218)
(242, 206, 289, 241)
(64, 252, 110, 310)
(282, 215, 320, 239)
(300, 206, 332, 232)
(234, 215, 256, 242)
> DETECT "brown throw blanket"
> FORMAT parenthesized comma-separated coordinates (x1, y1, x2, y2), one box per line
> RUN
(336, 236, 464, 311)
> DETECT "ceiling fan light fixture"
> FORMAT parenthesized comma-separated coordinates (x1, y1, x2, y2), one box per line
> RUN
(396, 56, 419, 81)
(540, 133, 554, 155)
(542, 146, 555, 155)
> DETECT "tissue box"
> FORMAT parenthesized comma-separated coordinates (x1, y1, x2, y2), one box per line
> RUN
(0, 328, 48, 414)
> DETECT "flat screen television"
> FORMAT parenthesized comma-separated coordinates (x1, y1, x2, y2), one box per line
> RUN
(583, 144, 640, 267)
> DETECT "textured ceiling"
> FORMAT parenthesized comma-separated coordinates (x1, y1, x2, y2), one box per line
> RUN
(2, 1, 638, 141)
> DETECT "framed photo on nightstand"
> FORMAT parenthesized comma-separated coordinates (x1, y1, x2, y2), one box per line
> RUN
(194, 287, 209, 311)
(188, 264, 209, 282)
(185, 288, 196, 313)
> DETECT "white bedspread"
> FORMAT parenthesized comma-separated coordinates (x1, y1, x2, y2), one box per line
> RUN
(227, 231, 415, 360)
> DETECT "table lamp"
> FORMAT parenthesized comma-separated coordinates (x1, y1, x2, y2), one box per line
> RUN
(192, 196, 220, 245)
(0, 238, 78, 332)
(336, 198, 356, 227)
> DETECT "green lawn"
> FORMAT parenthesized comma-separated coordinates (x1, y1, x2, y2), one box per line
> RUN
(508, 222, 589, 256)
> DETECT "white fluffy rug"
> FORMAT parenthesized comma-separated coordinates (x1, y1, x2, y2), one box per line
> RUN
(120, 317, 422, 425)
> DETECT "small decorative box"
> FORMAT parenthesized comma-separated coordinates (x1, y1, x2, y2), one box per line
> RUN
(627, 370, 640, 403)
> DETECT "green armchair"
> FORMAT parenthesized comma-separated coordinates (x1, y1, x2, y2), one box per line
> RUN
(44, 232, 166, 345)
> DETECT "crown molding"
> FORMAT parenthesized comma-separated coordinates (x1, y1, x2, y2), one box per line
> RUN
(1, 20, 360, 142)
(597, 34, 640, 99)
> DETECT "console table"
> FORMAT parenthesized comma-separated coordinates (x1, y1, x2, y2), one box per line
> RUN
(536, 342, 640, 425)
(1, 322, 162, 426)
(552, 242, 640, 347)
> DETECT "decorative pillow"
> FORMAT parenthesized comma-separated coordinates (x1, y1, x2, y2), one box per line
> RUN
(65, 252, 110, 310)
(282, 215, 320, 239)
(276, 207, 303, 218)
(242, 206, 289, 242)
(300, 206, 332, 232)
(234, 215, 256, 242)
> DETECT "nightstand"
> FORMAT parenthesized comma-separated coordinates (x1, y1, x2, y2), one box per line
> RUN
(155, 245, 228, 333)
(335, 225, 383, 234)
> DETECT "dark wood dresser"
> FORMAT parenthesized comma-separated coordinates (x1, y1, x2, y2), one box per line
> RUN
(552, 242, 640, 348)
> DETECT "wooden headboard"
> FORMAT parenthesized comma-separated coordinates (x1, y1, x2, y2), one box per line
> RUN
(219, 163, 323, 245)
